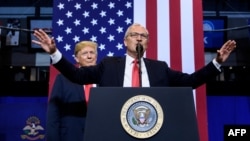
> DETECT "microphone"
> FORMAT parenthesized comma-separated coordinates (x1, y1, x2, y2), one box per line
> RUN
(136, 43, 143, 87)
(136, 43, 143, 58)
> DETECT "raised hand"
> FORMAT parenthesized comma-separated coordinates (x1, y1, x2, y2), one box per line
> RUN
(216, 40, 236, 64)
(32, 29, 57, 54)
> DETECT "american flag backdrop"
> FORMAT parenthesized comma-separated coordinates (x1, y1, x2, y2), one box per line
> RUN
(49, 0, 207, 140)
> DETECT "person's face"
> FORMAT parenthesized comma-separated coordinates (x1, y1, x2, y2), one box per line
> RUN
(124, 25, 149, 58)
(75, 46, 97, 67)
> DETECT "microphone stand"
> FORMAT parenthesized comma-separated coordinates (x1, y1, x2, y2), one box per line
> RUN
(0, 25, 52, 34)
(136, 43, 143, 87)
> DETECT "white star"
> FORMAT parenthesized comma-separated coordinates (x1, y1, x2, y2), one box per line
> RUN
(91, 19, 98, 26)
(74, 3, 81, 10)
(65, 11, 73, 18)
(99, 27, 106, 34)
(82, 11, 90, 18)
(125, 2, 132, 8)
(108, 2, 115, 9)
(65, 27, 72, 34)
(57, 19, 64, 26)
(57, 3, 64, 10)
(116, 10, 123, 17)
(91, 2, 98, 9)
(99, 44, 105, 51)
(64, 44, 71, 51)
(125, 18, 132, 25)
(74, 19, 81, 26)
(107, 34, 115, 42)
(116, 43, 123, 50)
(90, 35, 97, 42)
(99, 11, 106, 17)
(82, 27, 89, 34)
(56, 35, 63, 43)
(108, 18, 115, 25)
(73, 35, 80, 43)
(116, 26, 123, 33)
(107, 51, 114, 56)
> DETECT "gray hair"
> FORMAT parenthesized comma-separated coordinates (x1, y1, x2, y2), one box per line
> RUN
(124, 23, 149, 39)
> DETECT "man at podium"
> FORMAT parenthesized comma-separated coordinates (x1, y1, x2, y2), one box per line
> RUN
(33, 23, 236, 141)
(32, 23, 236, 88)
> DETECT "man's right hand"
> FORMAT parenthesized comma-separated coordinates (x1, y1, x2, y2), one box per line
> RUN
(32, 29, 57, 54)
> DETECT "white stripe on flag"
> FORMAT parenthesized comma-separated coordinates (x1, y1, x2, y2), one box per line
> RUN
(181, 0, 195, 74)
(157, 0, 171, 64)
(180, 0, 197, 109)
(133, 0, 146, 27)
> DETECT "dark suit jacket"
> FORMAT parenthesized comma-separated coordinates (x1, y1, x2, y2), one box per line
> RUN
(46, 74, 87, 141)
(54, 56, 220, 88)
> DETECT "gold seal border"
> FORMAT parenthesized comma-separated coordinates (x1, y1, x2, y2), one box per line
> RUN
(120, 95, 164, 139)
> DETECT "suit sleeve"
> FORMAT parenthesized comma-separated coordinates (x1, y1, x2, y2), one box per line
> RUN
(167, 61, 220, 88)
(53, 56, 102, 85)
(46, 75, 63, 141)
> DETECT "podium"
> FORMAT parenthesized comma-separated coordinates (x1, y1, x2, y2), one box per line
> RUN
(83, 87, 199, 141)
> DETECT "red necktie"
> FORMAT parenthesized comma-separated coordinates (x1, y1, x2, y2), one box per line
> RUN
(84, 84, 92, 103)
(132, 60, 140, 87)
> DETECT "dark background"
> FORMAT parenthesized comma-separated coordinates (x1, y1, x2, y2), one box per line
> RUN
(0, 1, 250, 141)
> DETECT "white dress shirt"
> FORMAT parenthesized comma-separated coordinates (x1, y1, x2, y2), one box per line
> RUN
(123, 55, 150, 87)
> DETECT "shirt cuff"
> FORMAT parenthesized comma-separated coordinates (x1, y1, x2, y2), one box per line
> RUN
(50, 49, 62, 64)
(212, 58, 221, 71)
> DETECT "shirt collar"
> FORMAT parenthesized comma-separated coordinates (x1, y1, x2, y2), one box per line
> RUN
(125, 55, 144, 66)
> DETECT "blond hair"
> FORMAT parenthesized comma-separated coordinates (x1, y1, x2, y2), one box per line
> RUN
(74, 41, 98, 55)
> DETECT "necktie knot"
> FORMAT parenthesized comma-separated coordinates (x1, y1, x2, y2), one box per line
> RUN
(133, 59, 138, 64)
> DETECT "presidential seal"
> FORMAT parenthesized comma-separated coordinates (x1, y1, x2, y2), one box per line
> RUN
(120, 95, 164, 139)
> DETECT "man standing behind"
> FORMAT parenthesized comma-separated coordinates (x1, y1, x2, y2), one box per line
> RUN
(46, 41, 98, 141)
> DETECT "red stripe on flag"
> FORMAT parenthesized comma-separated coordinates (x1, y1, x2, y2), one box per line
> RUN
(193, 0, 208, 140)
(169, 0, 182, 70)
(146, 0, 157, 59)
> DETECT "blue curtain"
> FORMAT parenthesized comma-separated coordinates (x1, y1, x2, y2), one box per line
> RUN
(0, 97, 47, 141)
(207, 96, 250, 141)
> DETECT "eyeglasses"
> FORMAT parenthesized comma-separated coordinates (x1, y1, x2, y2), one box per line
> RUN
(127, 32, 149, 39)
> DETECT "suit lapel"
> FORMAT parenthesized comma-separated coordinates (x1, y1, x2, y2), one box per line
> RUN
(143, 58, 154, 86)
(117, 57, 126, 86)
